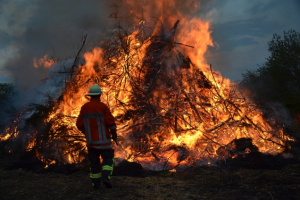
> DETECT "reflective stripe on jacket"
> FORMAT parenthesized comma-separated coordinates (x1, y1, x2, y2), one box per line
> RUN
(76, 98, 116, 149)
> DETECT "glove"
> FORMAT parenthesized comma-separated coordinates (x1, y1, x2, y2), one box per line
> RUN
(110, 129, 117, 142)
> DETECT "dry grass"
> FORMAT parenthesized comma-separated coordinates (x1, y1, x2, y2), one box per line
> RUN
(0, 162, 299, 200)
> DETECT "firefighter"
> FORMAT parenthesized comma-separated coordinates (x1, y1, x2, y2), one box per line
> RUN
(76, 84, 117, 189)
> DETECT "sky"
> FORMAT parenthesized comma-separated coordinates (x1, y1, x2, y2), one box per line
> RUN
(0, 0, 300, 85)
(203, 0, 300, 81)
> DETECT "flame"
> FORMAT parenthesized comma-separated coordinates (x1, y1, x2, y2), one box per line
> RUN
(33, 54, 55, 69)
(2, 1, 293, 170)
(0, 117, 20, 142)
(26, 137, 36, 150)
(41, 12, 291, 169)
(0, 132, 14, 141)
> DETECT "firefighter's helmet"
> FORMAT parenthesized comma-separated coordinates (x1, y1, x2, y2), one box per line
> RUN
(87, 85, 102, 96)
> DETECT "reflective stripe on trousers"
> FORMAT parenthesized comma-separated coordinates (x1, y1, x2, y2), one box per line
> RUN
(102, 158, 115, 180)
(88, 148, 115, 182)
(90, 172, 101, 179)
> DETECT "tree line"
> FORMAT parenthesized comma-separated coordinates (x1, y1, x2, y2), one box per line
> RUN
(241, 29, 300, 118)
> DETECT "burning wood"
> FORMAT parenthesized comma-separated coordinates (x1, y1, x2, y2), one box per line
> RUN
(0, 20, 293, 171)
(217, 138, 259, 160)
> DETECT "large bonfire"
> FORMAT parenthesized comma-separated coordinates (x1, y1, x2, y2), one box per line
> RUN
(0, 1, 292, 170)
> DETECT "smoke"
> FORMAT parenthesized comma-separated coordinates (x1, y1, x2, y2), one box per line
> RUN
(1, 0, 114, 87)
(0, 0, 121, 114)
(0, 0, 214, 105)
(267, 103, 293, 128)
(239, 77, 293, 131)
(2, 0, 300, 86)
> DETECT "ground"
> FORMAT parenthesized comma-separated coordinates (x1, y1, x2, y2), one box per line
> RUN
(0, 161, 299, 200)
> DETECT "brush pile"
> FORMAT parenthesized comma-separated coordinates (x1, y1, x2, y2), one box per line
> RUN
(0, 21, 292, 170)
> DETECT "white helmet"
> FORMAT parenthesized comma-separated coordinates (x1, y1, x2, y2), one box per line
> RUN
(87, 85, 102, 96)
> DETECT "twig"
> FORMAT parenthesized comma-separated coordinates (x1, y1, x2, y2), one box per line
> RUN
(70, 34, 87, 79)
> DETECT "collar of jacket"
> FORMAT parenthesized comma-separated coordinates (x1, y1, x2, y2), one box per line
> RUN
(90, 98, 100, 102)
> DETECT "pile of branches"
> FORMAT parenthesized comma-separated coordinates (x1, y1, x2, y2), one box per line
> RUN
(0, 36, 89, 165)
(89, 20, 290, 168)
(0, 21, 292, 169)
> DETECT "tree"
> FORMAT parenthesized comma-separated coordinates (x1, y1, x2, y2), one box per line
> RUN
(242, 29, 300, 116)
(0, 83, 16, 130)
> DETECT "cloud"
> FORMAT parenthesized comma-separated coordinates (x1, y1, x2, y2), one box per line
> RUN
(205, 0, 271, 24)
(204, 0, 300, 81)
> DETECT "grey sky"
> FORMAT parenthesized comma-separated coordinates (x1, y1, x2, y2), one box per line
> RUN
(0, 0, 299, 84)
(203, 0, 300, 81)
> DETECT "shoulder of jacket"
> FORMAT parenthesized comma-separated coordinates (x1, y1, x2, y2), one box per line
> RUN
(82, 100, 108, 108)
(82, 101, 91, 106)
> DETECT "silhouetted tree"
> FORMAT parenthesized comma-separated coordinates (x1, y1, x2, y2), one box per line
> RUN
(0, 83, 16, 130)
(242, 29, 300, 116)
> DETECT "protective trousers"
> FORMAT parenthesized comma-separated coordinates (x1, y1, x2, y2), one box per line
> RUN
(88, 148, 114, 186)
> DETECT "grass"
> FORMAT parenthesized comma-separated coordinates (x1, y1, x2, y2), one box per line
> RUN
(0, 161, 299, 200)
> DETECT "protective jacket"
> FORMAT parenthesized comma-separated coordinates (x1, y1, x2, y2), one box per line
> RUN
(76, 98, 116, 149)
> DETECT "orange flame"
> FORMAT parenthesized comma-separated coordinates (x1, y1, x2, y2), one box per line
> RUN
(33, 54, 55, 69)
(11, 1, 292, 170)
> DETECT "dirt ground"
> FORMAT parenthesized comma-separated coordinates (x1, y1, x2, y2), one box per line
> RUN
(0, 160, 299, 200)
